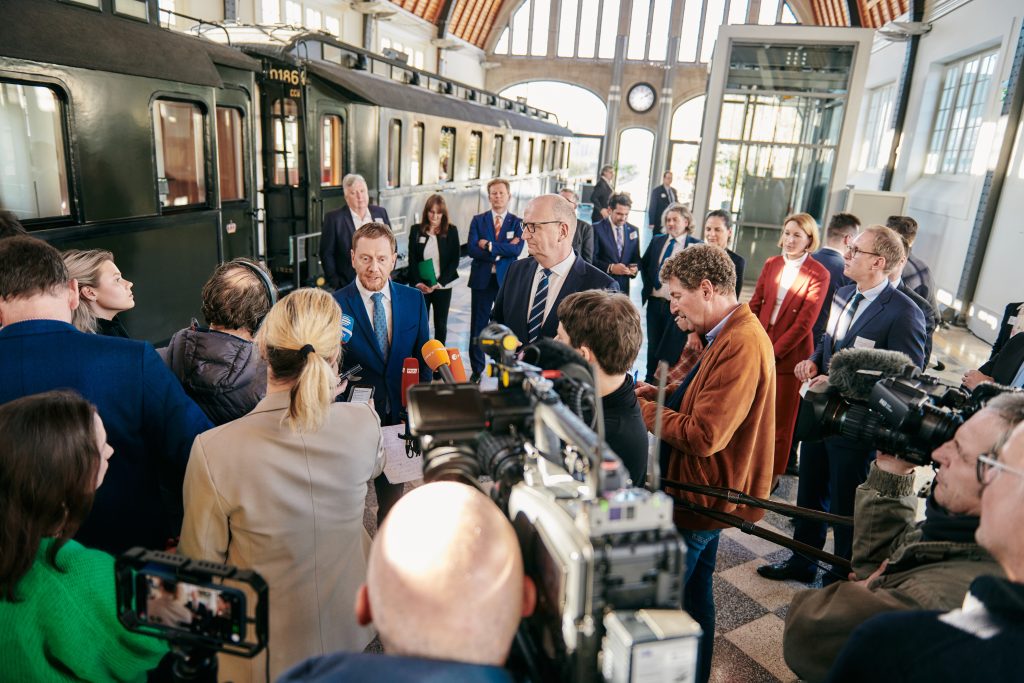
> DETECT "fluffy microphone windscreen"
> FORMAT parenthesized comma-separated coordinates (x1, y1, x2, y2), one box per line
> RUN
(828, 348, 915, 401)
(420, 339, 451, 372)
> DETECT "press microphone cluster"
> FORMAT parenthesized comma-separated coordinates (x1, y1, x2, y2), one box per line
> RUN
(421, 340, 467, 384)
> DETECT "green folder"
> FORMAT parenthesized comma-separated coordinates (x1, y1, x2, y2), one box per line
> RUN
(418, 258, 438, 286)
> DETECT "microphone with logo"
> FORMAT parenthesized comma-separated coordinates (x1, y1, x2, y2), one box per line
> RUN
(341, 314, 354, 344)
(400, 357, 420, 455)
(421, 339, 462, 384)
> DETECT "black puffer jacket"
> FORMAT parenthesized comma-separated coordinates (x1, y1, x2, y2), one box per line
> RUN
(158, 324, 266, 426)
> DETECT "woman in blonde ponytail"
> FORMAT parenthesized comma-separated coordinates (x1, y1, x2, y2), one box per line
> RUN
(179, 288, 384, 681)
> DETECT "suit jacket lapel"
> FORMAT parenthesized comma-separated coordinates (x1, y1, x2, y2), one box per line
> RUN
(344, 287, 385, 365)
(545, 258, 582, 337)
(387, 282, 406, 363)
(517, 260, 540, 332)
(759, 259, 782, 323)
(843, 284, 890, 348)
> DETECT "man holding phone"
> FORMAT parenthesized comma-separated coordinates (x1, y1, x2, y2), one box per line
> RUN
(593, 194, 640, 295)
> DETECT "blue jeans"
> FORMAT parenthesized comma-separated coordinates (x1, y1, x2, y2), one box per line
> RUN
(681, 529, 721, 683)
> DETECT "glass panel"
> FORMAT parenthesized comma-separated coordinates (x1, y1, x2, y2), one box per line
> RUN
(115, 0, 148, 20)
(669, 141, 700, 207)
(0, 82, 70, 220)
(678, 1, 702, 63)
(285, 0, 301, 24)
(557, 0, 579, 57)
(511, 0, 531, 56)
(568, 135, 599, 180)
(531, 0, 550, 56)
(540, 139, 547, 172)
(527, 138, 535, 173)
(758, 0, 780, 24)
(647, 0, 673, 61)
(627, 0, 650, 60)
(552, 140, 560, 168)
(325, 16, 340, 35)
(216, 107, 244, 201)
(925, 51, 997, 175)
(411, 122, 424, 185)
(857, 84, 895, 171)
(671, 96, 706, 140)
(305, 7, 321, 29)
(153, 100, 206, 207)
(780, 2, 797, 23)
(598, 0, 620, 59)
(616, 128, 655, 215)
(728, 0, 750, 24)
(726, 43, 855, 94)
(700, 0, 728, 63)
(578, 0, 598, 58)
(439, 126, 455, 182)
(67, 0, 101, 7)
(512, 136, 522, 174)
(320, 113, 342, 187)
(496, 27, 510, 54)
(468, 131, 482, 180)
(387, 119, 401, 188)
(492, 135, 503, 177)
(261, 0, 279, 23)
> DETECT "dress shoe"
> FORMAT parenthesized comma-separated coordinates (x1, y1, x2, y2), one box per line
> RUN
(469, 372, 481, 384)
(757, 559, 816, 583)
(785, 462, 800, 476)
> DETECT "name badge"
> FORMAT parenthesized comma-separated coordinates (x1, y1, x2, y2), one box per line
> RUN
(853, 336, 876, 350)
(1009, 316, 1018, 327)
(506, 231, 515, 239)
(418, 236, 427, 244)
(630, 230, 638, 241)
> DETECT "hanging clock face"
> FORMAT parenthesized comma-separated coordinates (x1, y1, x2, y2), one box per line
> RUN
(627, 83, 656, 113)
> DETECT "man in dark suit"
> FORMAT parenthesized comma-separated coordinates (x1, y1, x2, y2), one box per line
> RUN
(964, 332, 1024, 389)
(811, 213, 859, 346)
(589, 165, 614, 223)
(594, 194, 640, 295)
(0, 236, 212, 555)
(892, 234, 938, 364)
(559, 188, 594, 263)
(647, 170, 677, 235)
(492, 194, 616, 345)
(759, 225, 927, 583)
(333, 223, 431, 523)
(320, 173, 391, 290)
(467, 178, 523, 381)
(990, 301, 1024, 360)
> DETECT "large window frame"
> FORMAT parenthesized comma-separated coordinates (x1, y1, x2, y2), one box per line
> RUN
(319, 112, 344, 188)
(411, 122, 425, 185)
(492, 134, 504, 177)
(152, 98, 208, 209)
(215, 106, 245, 202)
(438, 126, 456, 182)
(387, 119, 402, 188)
(512, 136, 522, 175)
(857, 83, 895, 171)
(468, 130, 483, 180)
(925, 50, 998, 176)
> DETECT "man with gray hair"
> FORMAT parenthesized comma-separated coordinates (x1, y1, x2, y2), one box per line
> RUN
(559, 187, 595, 263)
(320, 173, 392, 290)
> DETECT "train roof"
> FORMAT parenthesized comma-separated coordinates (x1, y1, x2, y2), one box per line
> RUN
(0, 0, 260, 87)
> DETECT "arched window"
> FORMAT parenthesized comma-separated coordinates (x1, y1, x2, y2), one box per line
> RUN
(669, 96, 706, 207)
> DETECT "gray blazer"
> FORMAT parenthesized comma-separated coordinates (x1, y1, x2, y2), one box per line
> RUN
(179, 392, 384, 681)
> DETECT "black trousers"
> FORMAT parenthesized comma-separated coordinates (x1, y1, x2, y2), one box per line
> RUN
(469, 275, 499, 375)
(424, 287, 453, 345)
(645, 297, 674, 382)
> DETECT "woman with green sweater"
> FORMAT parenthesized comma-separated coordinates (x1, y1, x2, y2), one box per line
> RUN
(0, 391, 168, 681)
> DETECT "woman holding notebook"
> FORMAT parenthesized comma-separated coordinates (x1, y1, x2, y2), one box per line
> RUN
(408, 194, 461, 344)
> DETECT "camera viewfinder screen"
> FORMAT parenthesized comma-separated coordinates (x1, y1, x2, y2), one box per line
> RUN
(138, 570, 246, 644)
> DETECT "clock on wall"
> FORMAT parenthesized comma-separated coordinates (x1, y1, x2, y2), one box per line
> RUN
(627, 82, 657, 113)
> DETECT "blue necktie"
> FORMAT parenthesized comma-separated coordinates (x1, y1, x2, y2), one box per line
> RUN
(371, 291, 389, 357)
(527, 268, 552, 343)
(654, 238, 677, 290)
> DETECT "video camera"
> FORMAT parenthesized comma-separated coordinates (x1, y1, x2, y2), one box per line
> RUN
(116, 548, 268, 682)
(796, 348, 1021, 466)
(406, 324, 699, 683)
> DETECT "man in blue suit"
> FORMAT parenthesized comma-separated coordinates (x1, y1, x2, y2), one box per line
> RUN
(467, 178, 523, 380)
(0, 236, 212, 555)
(492, 194, 616, 345)
(321, 174, 391, 290)
(759, 225, 926, 583)
(333, 222, 431, 523)
(593, 194, 640, 295)
(811, 213, 859, 346)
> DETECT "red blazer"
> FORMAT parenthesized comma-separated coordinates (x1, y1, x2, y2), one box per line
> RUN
(749, 255, 829, 374)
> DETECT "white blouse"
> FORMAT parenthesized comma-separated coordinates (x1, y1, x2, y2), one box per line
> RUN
(770, 252, 808, 325)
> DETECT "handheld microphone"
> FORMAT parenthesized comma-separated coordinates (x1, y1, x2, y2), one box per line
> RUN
(828, 348, 915, 401)
(341, 314, 354, 344)
(401, 357, 420, 409)
(421, 339, 456, 384)
(446, 348, 468, 383)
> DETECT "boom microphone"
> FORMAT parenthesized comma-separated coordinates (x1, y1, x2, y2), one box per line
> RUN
(827, 348, 915, 401)
(422, 339, 456, 384)
(446, 348, 468, 382)
(401, 357, 419, 409)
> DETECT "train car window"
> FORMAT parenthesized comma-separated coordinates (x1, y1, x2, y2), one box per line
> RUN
(439, 126, 456, 182)
(565, 142, 571, 168)
(468, 131, 482, 180)
(64, 0, 101, 7)
(0, 81, 71, 222)
(551, 140, 558, 169)
(527, 138, 535, 174)
(540, 140, 547, 172)
(320, 113, 344, 187)
(492, 135, 504, 177)
(216, 107, 244, 202)
(153, 100, 207, 208)
(114, 0, 148, 21)
(387, 119, 402, 188)
(411, 122, 424, 185)
(512, 136, 521, 175)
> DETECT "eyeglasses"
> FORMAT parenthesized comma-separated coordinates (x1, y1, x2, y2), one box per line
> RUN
(523, 220, 563, 234)
(845, 246, 882, 258)
(976, 453, 1024, 485)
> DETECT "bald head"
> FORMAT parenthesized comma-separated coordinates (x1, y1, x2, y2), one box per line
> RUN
(522, 194, 576, 268)
(357, 482, 534, 665)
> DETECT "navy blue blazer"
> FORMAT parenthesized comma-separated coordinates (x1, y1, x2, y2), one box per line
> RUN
(320, 205, 391, 290)
(334, 280, 431, 424)
(811, 282, 927, 373)
(640, 234, 700, 303)
(492, 255, 618, 342)
(280, 652, 513, 683)
(0, 320, 212, 554)
(811, 247, 850, 344)
(593, 218, 641, 293)
(467, 211, 523, 289)
(980, 331, 1024, 385)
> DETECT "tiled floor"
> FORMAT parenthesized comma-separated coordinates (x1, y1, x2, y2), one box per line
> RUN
(363, 257, 995, 681)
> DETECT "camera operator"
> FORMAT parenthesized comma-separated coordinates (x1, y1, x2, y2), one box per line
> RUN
(825, 409, 1024, 682)
(279, 482, 536, 682)
(782, 393, 1024, 682)
(554, 289, 648, 484)
(634, 244, 776, 683)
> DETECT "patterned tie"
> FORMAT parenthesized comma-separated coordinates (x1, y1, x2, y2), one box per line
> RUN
(527, 268, 552, 343)
(371, 291, 389, 357)
(833, 291, 865, 350)
(654, 238, 677, 290)
(615, 225, 624, 257)
(493, 214, 503, 242)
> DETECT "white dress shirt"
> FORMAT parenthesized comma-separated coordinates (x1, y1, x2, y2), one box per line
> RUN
(350, 207, 374, 230)
(527, 251, 576, 323)
(770, 252, 809, 325)
(846, 277, 890, 330)
(354, 278, 392, 344)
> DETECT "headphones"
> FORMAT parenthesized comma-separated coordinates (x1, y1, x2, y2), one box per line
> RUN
(231, 258, 278, 329)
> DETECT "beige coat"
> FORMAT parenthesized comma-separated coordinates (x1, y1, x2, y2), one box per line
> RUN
(179, 392, 384, 682)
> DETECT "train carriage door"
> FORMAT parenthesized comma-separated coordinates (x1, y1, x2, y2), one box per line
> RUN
(259, 64, 308, 289)
(215, 99, 255, 263)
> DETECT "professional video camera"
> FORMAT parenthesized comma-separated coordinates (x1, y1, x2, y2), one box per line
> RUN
(406, 324, 699, 683)
(116, 548, 268, 683)
(796, 348, 1020, 466)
